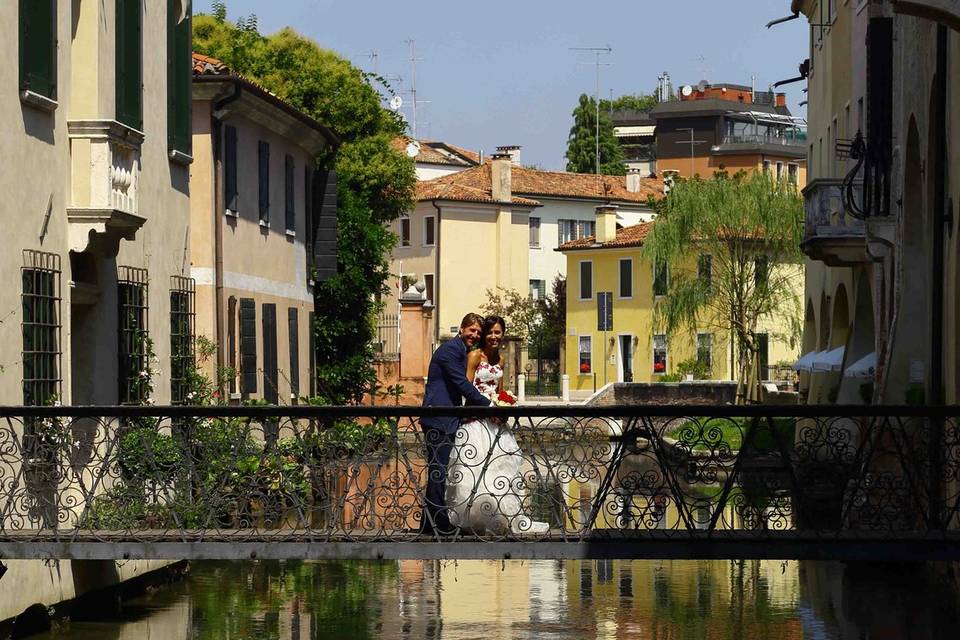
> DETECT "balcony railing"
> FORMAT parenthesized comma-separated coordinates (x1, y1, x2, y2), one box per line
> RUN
(802, 178, 867, 265)
(719, 133, 806, 148)
(0, 405, 958, 560)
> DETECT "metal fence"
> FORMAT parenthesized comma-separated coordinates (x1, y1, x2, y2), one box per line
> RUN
(374, 313, 399, 357)
(0, 405, 959, 561)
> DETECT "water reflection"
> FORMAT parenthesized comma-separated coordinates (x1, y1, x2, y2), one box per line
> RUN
(28, 559, 960, 639)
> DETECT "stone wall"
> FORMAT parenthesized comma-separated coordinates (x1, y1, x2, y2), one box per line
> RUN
(585, 382, 739, 406)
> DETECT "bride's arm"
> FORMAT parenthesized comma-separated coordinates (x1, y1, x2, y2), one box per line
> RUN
(466, 349, 482, 386)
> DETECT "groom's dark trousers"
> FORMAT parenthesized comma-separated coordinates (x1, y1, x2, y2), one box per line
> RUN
(420, 336, 491, 532)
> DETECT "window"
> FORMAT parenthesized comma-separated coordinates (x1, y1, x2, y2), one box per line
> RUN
(399, 216, 411, 246)
(262, 303, 278, 404)
(653, 261, 668, 297)
(578, 336, 592, 374)
(288, 308, 300, 399)
(754, 256, 769, 289)
(116, 0, 143, 130)
(258, 141, 270, 224)
(697, 333, 713, 371)
(21, 251, 61, 406)
(227, 296, 238, 394)
(529, 216, 541, 248)
(653, 334, 667, 374)
(19, 0, 57, 101)
(529, 279, 546, 300)
(776, 161, 784, 181)
(698, 254, 713, 290)
(757, 333, 770, 380)
(285, 154, 296, 233)
(762, 159, 771, 174)
(788, 163, 799, 185)
(169, 276, 195, 404)
(239, 298, 257, 395)
(118, 267, 149, 405)
(167, 1, 191, 157)
(618, 258, 633, 298)
(423, 215, 436, 246)
(558, 219, 577, 245)
(424, 274, 435, 305)
(308, 311, 316, 397)
(579, 261, 593, 300)
(578, 220, 596, 239)
(225, 126, 238, 214)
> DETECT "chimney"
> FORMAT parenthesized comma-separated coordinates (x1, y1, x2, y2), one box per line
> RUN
(775, 92, 787, 108)
(495, 145, 522, 166)
(595, 204, 618, 244)
(626, 167, 643, 193)
(491, 152, 512, 202)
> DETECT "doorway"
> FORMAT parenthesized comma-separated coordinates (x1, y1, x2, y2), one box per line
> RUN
(618, 335, 633, 382)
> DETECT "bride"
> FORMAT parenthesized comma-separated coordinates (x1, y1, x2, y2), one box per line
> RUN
(445, 315, 550, 535)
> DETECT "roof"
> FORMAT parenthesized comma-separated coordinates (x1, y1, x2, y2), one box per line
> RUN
(611, 109, 656, 126)
(416, 163, 664, 206)
(557, 222, 655, 251)
(191, 52, 338, 146)
(391, 137, 481, 167)
(651, 98, 791, 119)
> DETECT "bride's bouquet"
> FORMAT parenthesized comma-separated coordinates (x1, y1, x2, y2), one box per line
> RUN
(492, 389, 517, 407)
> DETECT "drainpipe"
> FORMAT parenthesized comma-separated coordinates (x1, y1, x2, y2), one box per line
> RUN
(211, 82, 243, 384)
(431, 200, 443, 345)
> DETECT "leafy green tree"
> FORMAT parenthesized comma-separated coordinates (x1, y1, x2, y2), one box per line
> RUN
(601, 93, 658, 113)
(193, 7, 416, 404)
(565, 94, 626, 175)
(532, 276, 566, 360)
(641, 171, 804, 401)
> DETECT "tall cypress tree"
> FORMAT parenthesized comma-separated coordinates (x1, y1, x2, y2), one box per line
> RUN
(564, 94, 625, 175)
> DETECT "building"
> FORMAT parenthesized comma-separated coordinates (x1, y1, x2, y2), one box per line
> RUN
(651, 81, 807, 183)
(388, 151, 662, 344)
(612, 109, 657, 177)
(559, 209, 801, 392)
(1, 0, 194, 623)
(392, 136, 481, 181)
(190, 53, 338, 404)
(788, 0, 960, 406)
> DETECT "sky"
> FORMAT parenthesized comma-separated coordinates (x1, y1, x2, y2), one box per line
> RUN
(194, 0, 809, 171)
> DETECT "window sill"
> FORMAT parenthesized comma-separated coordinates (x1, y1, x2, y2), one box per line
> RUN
(259, 220, 270, 229)
(225, 209, 239, 218)
(20, 90, 58, 113)
(285, 229, 296, 238)
(168, 149, 194, 166)
(530, 245, 542, 250)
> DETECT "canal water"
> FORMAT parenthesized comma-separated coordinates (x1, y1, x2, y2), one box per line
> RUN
(25, 559, 960, 639)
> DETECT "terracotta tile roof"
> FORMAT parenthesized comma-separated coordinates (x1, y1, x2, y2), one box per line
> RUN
(510, 166, 663, 203)
(192, 52, 228, 75)
(391, 137, 480, 167)
(416, 164, 540, 206)
(557, 222, 655, 251)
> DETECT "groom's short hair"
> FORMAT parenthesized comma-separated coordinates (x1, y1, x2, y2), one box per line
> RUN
(459, 312, 484, 329)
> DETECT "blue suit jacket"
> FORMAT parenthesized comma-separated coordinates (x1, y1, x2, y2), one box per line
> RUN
(421, 337, 492, 433)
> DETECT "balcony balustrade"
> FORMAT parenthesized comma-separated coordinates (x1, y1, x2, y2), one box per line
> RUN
(802, 178, 868, 266)
(720, 133, 806, 148)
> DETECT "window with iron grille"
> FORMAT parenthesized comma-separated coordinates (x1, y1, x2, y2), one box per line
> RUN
(118, 266, 149, 405)
(21, 250, 61, 406)
(170, 276, 195, 404)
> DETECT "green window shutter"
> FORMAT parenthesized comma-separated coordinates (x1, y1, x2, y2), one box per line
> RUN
(116, 0, 142, 130)
(261, 303, 278, 405)
(288, 307, 300, 398)
(258, 141, 270, 223)
(239, 298, 257, 394)
(225, 125, 238, 211)
(19, 0, 57, 99)
(285, 154, 296, 232)
(167, 1, 192, 155)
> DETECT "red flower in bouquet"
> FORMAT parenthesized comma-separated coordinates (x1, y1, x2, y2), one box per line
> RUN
(497, 390, 517, 406)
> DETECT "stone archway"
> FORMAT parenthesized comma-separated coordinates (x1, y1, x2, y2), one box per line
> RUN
(837, 271, 877, 404)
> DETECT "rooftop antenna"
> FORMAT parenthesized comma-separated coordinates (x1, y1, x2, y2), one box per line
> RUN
(570, 45, 613, 175)
(403, 39, 431, 139)
(359, 50, 380, 74)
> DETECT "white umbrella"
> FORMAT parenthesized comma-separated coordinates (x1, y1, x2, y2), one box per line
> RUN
(791, 350, 822, 372)
(843, 352, 877, 379)
(811, 346, 845, 372)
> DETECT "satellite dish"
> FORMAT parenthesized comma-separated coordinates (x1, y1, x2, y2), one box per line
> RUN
(681, 85, 693, 97)
(389, 95, 403, 111)
(405, 140, 421, 158)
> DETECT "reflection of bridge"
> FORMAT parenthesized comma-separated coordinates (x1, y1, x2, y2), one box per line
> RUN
(1, 405, 958, 561)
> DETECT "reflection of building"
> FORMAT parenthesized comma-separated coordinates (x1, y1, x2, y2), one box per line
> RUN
(190, 54, 338, 403)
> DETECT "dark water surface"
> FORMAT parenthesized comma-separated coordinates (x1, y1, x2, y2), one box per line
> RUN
(27, 559, 960, 639)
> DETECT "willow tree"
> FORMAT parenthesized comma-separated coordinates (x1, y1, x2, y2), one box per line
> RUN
(642, 171, 804, 401)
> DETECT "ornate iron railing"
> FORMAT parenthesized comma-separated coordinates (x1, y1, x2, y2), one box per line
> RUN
(1, 406, 958, 560)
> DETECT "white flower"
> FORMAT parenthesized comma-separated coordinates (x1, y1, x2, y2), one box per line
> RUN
(139, 370, 149, 378)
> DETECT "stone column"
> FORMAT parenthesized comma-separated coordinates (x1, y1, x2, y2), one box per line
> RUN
(399, 285, 432, 379)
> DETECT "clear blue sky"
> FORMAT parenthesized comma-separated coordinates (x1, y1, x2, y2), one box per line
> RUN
(195, 0, 809, 170)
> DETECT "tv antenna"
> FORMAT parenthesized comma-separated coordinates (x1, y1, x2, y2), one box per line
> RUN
(359, 50, 380, 74)
(403, 39, 431, 139)
(570, 45, 613, 175)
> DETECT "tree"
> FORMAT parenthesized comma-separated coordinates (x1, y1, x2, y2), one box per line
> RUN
(641, 171, 804, 402)
(481, 287, 541, 343)
(193, 7, 416, 404)
(532, 276, 566, 360)
(601, 93, 658, 114)
(565, 94, 626, 175)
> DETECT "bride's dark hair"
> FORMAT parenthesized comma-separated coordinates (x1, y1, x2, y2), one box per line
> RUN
(481, 315, 506, 343)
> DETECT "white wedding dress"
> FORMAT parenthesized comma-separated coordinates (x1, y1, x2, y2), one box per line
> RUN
(445, 360, 550, 535)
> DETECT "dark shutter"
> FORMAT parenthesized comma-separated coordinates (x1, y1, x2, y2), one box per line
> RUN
(579, 262, 592, 299)
(225, 126, 238, 212)
(258, 140, 270, 223)
(308, 311, 316, 397)
(19, 0, 57, 99)
(866, 17, 893, 217)
(304, 166, 314, 281)
(285, 154, 296, 232)
(619, 260, 632, 298)
(262, 303, 278, 404)
(288, 307, 300, 398)
(312, 170, 338, 282)
(239, 298, 257, 394)
(116, 0, 143, 130)
(166, 1, 191, 155)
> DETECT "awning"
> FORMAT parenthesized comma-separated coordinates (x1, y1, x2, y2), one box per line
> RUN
(791, 350, 822, 372)
(843, 352, 877, 379)
(811, 346, 845, 372)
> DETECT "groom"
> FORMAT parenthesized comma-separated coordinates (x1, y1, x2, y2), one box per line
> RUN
(420, 312, 492, 534)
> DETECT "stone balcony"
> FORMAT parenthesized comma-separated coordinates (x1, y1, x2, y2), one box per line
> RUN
(67, 119, 147, 256)
(801, 178, 867, 266)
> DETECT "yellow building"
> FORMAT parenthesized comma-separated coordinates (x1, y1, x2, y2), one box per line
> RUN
(559, 207, 802, 393)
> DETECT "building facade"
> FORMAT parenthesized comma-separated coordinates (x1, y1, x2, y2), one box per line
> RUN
(190, 53, 338, 404)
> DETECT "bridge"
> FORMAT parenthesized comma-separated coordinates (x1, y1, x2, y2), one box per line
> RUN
(1, 405, 958, 562)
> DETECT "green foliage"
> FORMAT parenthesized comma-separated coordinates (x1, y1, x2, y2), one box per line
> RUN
(601, 93, 658, 113)
(193, 6, 416, 405)
(676, 358, 711, 380)
(536, 276, 566, 352)
(658, 373, 684, 382)
(641, 171, 804, 397)
(481, 287, 542, 342)
(117, 427, 183, 487)
(565, 93, 626, 175)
